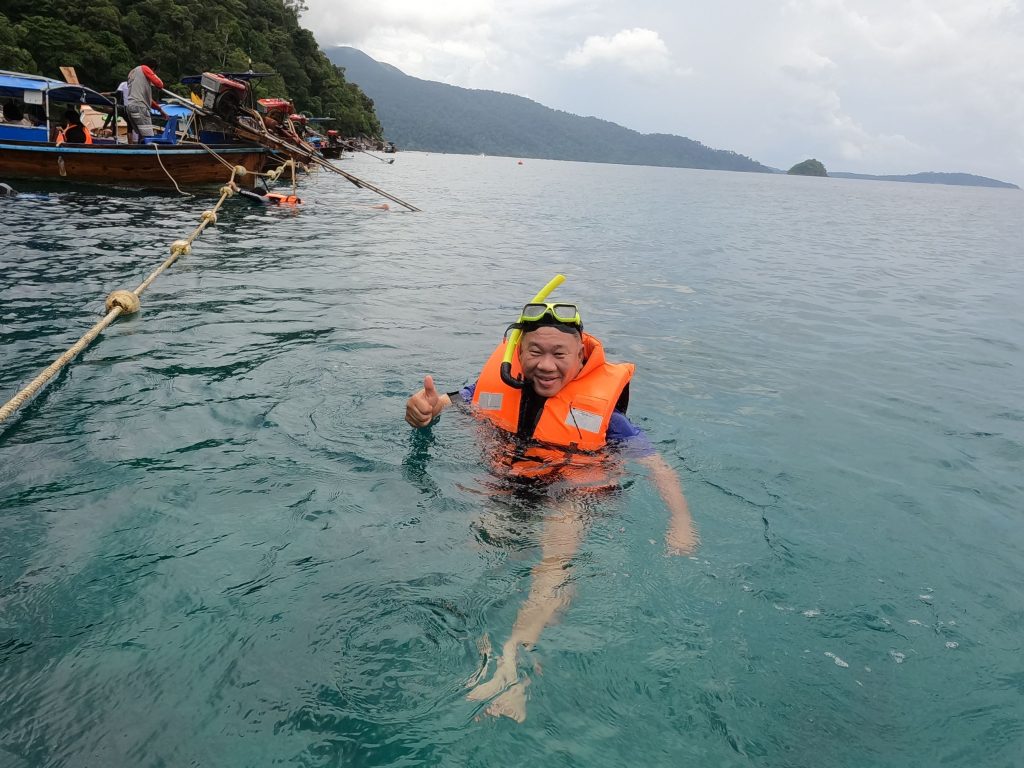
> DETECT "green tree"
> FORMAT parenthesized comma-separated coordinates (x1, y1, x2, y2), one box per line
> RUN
(0, 0, 380, 136)
(788, 158, 828, 177)
(0, 14, 37, 72)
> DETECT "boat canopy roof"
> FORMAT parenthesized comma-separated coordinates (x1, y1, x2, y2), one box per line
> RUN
(0, 70, 114, 106)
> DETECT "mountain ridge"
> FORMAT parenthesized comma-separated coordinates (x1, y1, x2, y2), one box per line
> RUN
(327, 46, 1018, 189)
(325, 46, 773, 174)
(829, 171, 1018, 189)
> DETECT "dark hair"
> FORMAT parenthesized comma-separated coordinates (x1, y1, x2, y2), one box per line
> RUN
(63, 109, 82, 125)
(3, 101, 22, 121)
(141, 57, 159, 70)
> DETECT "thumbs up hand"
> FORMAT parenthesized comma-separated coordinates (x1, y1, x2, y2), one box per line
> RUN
(422, 375, 439, 407)
(405, 375, 449, 427)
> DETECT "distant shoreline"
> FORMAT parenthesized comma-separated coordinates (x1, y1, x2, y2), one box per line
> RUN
(828, 171, 1019, 190)
(327, 46, 1020, 192)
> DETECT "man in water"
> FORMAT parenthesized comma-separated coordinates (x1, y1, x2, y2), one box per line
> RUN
(405, 297, 697, 721)
(235, 186, 302, 206)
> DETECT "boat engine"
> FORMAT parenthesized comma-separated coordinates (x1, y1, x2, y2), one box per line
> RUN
(200, 73, 248, 121)
(257, 98, 294, 121)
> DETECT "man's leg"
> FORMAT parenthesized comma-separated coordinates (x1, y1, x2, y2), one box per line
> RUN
(127, 104, 155, 138)
(468, 498, 587, 721)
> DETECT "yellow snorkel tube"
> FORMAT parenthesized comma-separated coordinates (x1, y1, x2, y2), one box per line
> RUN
(500, 273, 566, 389)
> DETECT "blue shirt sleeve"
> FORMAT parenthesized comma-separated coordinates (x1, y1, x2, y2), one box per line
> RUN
(606, 411, 656, 457)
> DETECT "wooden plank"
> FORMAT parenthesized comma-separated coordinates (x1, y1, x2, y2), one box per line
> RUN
(57, 65, 112, 135)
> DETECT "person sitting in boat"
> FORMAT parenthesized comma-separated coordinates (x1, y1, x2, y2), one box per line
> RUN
(403, 278, 698, 722)
(124, 58, 170, 140)
(55, 110, 92, 145)
(2, 101, 35, 127)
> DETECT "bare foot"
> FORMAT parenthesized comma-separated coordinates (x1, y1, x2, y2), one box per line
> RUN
(466, 652, 518, 702)
(465, 635, 493, 689)
(485, 677, 530, 722)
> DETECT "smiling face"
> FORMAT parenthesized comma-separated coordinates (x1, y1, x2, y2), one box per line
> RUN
(518, 326, 585, 397)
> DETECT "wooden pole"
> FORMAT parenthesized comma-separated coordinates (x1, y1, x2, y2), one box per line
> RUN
(163, 95, 421, 212)
(232, 115, 421, 212)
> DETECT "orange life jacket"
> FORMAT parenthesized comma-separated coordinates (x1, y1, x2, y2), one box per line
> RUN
(265, 193, 301, 205)
(471, 333, 634, 479)
(55, 123, 93, 145)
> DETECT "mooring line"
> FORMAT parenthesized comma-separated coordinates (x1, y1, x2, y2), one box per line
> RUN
(152, 143, 191, 197)
(195, 140, 295, 184)
(0, 163, 261, 425)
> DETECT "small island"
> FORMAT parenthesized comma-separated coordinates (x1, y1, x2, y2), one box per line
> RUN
(788, 159, 828, 177)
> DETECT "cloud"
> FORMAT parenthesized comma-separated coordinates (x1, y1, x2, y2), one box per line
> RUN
(561, 28, 689, 76)
(780, 48, 836, 80)
(304, 0, 568, 91)
(301, 0, 1024, 183)
(769, 0, 1024, 176)
(305, 0, 492, 43)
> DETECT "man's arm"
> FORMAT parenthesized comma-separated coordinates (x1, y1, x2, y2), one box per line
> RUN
(141, 66, 164, 89)
(640, 453, 699, 555)
(606, 412, 698, 555)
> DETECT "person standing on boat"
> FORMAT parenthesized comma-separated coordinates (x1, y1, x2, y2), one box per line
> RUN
(125, 58, 169, 140)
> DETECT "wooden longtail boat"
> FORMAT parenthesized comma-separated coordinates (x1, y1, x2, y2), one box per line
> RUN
(0, 138, 265, 189)
(0, 70, 266, 190)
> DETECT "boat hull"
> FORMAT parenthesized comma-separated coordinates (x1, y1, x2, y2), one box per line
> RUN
(0, 140, 267, 190)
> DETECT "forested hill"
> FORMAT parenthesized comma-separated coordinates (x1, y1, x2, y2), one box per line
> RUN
(0, 0, 380, 135)
(829, 171, 1019, 189)
(326, 47, 772, 173)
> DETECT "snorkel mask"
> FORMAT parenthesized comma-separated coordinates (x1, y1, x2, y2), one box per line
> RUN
(500, 274, 584, 388)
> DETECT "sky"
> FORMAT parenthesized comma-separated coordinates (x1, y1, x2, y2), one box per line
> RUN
(303, 0, 1024, 184)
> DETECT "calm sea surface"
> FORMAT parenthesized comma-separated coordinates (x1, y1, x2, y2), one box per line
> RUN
(1, 154, 1023, 767)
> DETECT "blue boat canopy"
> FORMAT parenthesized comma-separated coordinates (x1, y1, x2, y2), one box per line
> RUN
(0, 70, 114, 107)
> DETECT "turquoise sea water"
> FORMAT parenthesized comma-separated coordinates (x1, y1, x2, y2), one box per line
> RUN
(1, 154, 1023, 767)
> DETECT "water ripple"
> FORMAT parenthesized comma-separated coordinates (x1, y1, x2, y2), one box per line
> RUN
(2, 158, 1023, 765)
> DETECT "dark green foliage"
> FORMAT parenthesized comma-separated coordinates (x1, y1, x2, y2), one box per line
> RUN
(787, 158, 828, 176)
(327, 47, 774, 173)
(0, 14, 37, 72)
(0, 0, 380, 136)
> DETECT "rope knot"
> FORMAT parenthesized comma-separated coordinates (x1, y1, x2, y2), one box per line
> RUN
(220, 183, 236, 198)
(171, 240, 192, 255)
(200, 210, 218, 225)
(233, 164, 248, 178)
(105, 290, 141, 315)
